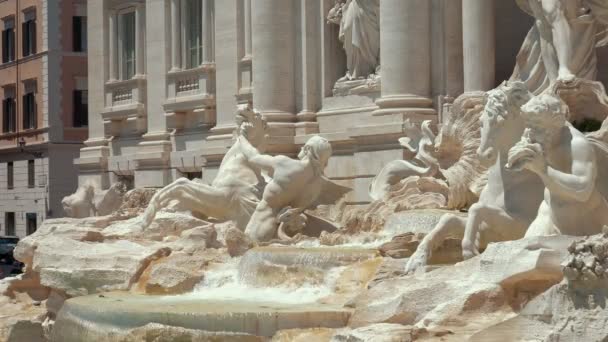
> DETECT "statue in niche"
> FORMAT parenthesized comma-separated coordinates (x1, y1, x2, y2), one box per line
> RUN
(512, 0, 608, 94)
(506, 94, 608, 237)
(327, 0, 380, 95)
(237, 134, 351, 242)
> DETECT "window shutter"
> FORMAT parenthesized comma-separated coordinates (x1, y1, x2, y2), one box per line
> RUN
(2, 30, 7, 63)
(22, 94, 28, 129)
(9, 29, 14, 61)
(73, 90, 79, 126)
(2, 99, 7, 133)
(32, 93, 37, 129)
(73, 17, 80, 52)
(22, 22, 27, 56)
(30, 21, 36, 54)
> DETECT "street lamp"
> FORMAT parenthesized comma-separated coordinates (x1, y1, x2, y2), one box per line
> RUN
(17, 137, 43, 158)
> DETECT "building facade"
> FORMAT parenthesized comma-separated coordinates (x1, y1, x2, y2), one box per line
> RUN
(81, 0, 608, 206)
(0, 0, 88, 237)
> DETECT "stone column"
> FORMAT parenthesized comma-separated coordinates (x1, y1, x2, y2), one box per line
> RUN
(251, 0, 295, 122)
(375, 0, 434, 117)
(296, 0, 320, 123)
(108, 10, 118, 81)
(462, 0, 495, 92)
(170, 0, 181, 71)
(135, 4, 145, 76)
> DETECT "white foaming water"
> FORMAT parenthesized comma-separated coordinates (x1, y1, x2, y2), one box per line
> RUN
(162, 258, 345, 305)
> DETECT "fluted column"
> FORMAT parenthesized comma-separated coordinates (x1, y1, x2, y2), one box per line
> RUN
(375, 0, 434, 116)
(463, 0, 495, 92)
(170, 0, 181, 71)
(252, 0, 295, 122)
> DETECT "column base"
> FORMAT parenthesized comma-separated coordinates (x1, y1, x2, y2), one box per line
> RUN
(373, 94, 436, 116)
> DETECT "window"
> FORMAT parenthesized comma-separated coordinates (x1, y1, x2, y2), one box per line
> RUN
(2, 19, 15, 63)
(22, 92, 36, 130)
(185, 171, 202, 180)
(26, 213, 36, 235)
(73, 90, 88, 127)
(6, 162, 12, 190)
(2, 93, 16, 133)
(4, 213, 15, 236)
(22, 12, 36, 57)
(119, 11, 136, 80)
(27, 160, 34, 188)
(185, 0, 202, 68)
(73, 16, 87, 52)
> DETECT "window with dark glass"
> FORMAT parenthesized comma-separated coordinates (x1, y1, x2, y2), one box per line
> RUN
(2, 25, 15, 63)
(26, 213, 37, 235)
(22, 92, 36, 130)
(2, 96, 16, 133)
(120, 11, 136, 79)
(73, 16, 87, 52)
(27, 160, 34, 188)
(185, 0, 202, 68)
(6, 162, 13, 190)
(22, 17, 36, 57)
(73, 90, 88, 127)
(5, 212, 15, 236)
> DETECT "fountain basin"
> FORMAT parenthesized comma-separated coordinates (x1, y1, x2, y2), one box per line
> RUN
(52, 292, 352, 341)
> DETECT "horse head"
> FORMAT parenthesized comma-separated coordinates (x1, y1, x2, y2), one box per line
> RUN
(477, 81, 532, 163)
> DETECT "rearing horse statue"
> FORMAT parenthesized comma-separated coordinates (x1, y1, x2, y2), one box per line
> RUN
(405, 81, 545, 273)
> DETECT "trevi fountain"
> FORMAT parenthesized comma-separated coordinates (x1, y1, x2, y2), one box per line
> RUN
(4, 0, 608, 341)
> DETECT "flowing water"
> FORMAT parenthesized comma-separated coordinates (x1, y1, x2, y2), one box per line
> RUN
(51, 246, 379, 341)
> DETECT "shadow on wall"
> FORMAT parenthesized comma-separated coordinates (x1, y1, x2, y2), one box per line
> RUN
(494, 0, 535, 87)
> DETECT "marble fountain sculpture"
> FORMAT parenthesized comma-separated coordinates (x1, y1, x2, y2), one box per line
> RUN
(6, 2, 608, 341)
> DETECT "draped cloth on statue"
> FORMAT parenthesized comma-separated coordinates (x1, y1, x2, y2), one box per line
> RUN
(511, 0, 608, 94)
(339, 0, 380, 80)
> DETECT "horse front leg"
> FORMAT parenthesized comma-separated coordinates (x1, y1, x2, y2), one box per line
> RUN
(405, 213, 467, 274)
(461, 204, 528, 260)
(137, 178, 192, 229)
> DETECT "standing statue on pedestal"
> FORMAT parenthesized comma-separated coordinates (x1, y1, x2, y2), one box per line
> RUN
(513, 0, 608, 94)
(327, 0, 380, 82)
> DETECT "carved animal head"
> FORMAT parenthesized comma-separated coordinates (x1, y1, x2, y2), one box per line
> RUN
(299, 135, 333, 171)
(520, 94, 569, 146)
(235, 104, 269, 149)
(478, 81, 531, 161)
(61, 181, 96, 218)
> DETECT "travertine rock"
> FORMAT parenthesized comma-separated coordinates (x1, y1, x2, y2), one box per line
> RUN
(352, 236, 575, 338)
(32, 237, 169, 296)
(331, 324, 413, 342)
(472, 233, 608, 341)
(225, 227, 256, 257)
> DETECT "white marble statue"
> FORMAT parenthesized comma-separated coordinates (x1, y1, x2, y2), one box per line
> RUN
(369, 120, 439, 201)
(62, 181, 127, 218)
(62, 181, 97, 218)
(327, 0, 380, 82)
(369, 92, 489, 211)
(512, 0, 608, 94)
(405, 81, 545, 273)
(137, 104, 268, 231)
(507, 94, 608, 236)
(237, 134, 351, 242)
